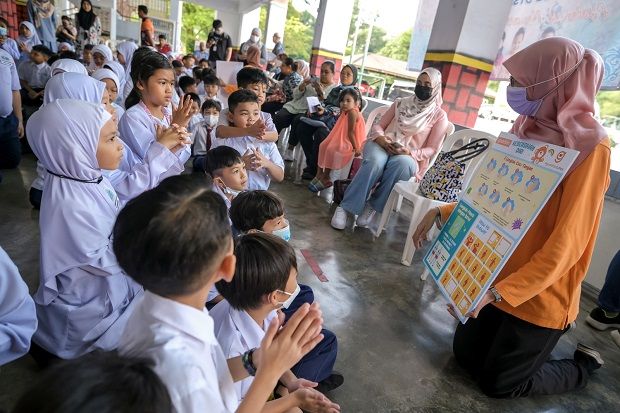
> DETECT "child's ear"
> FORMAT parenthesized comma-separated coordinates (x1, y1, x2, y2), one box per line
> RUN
(213, 176, 225, 190)
(217, 252, 236, 283)
(226, 110, 234, 123)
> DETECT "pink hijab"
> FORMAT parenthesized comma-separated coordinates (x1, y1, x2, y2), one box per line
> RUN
(503, 37, 607, 173)
(245, 45, 263, 70)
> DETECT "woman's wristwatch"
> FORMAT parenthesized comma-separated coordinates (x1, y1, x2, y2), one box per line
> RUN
(489, 286, 502, 303)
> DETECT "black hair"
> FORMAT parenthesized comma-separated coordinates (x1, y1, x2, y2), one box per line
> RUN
(113, 175, 232, 297)
(125, 51, 173, 109)
(199, 58, 209, 64)
(201, 98, 222, 113)
(205, 146, 243, 177)
(83, 44, 94, 51)
(61, 15, 71, 21)
(12, 352, 172, 413)
(192, 67, 202, 78)
(32, 45, 53, 58)
(215, 233, 296, 311)
(282, 57, 297, 71)
(171, 59, 183, 68)
(183, 54, 195, 61)
(236, 67, 268, 89)
(339, 87, 363, 110)
(229, 190, 285, 232)
(228, 89, 259, 113)
(138, 5, 148, 15)
(321, 60, 335, 73)
(213, 19, 223, 29)
(59, 50, 79, 60)
(202, 72, 219, 86)
(185, 92, 201, 106)
(178, 75, 196, 93)
(159, 33, 166, 39)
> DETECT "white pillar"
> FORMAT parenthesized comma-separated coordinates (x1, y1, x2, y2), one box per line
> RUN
(109, 0, 117, 46)
(264, 0, 287, 51)
(170, 0, 183, 53)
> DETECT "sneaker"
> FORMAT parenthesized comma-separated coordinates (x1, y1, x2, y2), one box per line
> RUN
(356, 204, 375, 228)
(283, 147, 295, 162)
(611, 330, 620, 349)
(316, 371, 344, 394)
(331, 206, 347, 230)
(586, 307, 620, 330)
(574, 343, 604, 374)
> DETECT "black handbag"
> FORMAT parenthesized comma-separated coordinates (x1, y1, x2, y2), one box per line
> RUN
(419, 138, 490, 203)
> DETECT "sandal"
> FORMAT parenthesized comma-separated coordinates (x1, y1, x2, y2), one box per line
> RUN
(308, 178, 333, 193)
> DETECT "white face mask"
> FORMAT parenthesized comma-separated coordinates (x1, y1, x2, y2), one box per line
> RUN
(251, 35, 259, 43)
(205, 114, 218, 127)
(276, 284, 300, 309)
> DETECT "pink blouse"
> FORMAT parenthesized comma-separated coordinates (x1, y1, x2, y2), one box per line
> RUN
(370, 101, 449, 179)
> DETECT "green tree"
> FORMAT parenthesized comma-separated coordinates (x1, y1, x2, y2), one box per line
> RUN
(380, 29, 412, 61)
(347, 25, 387, 56)
(181, 3, 215, 53)
(282, 0, 314, 60)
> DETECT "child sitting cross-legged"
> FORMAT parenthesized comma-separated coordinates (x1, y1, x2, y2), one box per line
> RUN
(212, 233, 341, 412)
(115, 174, 327, 413)
(213, 88, 284, 190)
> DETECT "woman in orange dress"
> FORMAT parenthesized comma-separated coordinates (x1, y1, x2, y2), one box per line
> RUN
(308, 87, 366, 192)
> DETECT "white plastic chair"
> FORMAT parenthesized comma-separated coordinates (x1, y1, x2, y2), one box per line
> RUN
(374, 129, 496, 267)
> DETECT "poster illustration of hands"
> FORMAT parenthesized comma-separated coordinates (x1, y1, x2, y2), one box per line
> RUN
(423, 132, 579, 323)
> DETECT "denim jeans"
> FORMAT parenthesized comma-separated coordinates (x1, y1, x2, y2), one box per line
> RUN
(340, 140, 417, 215)
(598, 249, 620, 312)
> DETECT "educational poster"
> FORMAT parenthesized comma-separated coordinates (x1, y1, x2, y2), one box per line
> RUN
(216, 61, 244, 85)
(423, 133, 579, 323)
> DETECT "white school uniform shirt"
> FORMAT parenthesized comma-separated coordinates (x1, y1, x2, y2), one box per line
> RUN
(0, 247, 37, 366)
(17, 60, 51, 88)
(211, 300, 278, 402)
(188, 113, 203, 135)
(192, 122, 214, 156)
(0, 49, 20, 118)
(213, 110, 283, 190)
(119, 101, 191, 165)
(119, 291, 239, 413)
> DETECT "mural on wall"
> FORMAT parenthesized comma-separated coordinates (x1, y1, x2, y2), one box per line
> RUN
(491, 0, 620, 89)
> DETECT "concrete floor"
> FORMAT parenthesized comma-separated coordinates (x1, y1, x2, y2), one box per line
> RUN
(1, 154, 619, 412)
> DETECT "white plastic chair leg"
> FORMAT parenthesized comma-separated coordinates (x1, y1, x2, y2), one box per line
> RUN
(374, 189, 398, 237)
(401, 205, 423, 266)
(420, 268, 430, 281)
(395, 194, 404, 212)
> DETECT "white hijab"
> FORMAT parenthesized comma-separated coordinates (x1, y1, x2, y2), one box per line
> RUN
(44, 72, 105, 105)
(116, 41, 138, 71)
(92, 44, 114, 62)
(393, 67, 443, 137)
(50, 58, 88, 77)
(26, 100, 118, 304)
(92, 68, 120, 92)
(103, 60, 126, 92)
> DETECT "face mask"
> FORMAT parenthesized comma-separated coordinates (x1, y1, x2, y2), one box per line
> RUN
(414, 84, 432, 101)
(251, 35, 259, 43)
(506, 86, 544, 117)
(272, 220, 291, 242)
(215, 28, 223, 35)
(0, 27, 7, 37)
(276, 284, 300, 309)
(205, 114, 218, 127)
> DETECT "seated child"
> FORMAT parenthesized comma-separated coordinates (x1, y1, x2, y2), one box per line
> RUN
(211, 233, 341, 411)
(18, 44, 52, 107)
(213, 89, 284, 190)
(308, 87, 365, 193)
(115, 174, 327, 413)
(0, 246, 37, 366)
(89, 44, 113, 73)
(205, 146, 248, 208)
(92, 68, 125, 119)
(192, 98, 221, 171)
(182, 54, 195, 76)
(81, 44, 94, 68)
(17, 21, 40, 62)
(50, 58, 88, 76)
(200, 72, 225, 108)
(12, 352, 172, 413)
(228, 191, 344, 392)
(185, 92, 202, 134)
(179, 75, 198, 95)
(192, 66, 203, 83)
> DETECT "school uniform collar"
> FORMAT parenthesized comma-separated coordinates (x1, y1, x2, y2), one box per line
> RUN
(142, 290, 218, 345)
(229, 305, 276, 350)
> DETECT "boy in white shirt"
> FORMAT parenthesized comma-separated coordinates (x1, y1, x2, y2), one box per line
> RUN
(192, 98, 221, 172)
(18, 45, 52, 107)
(115, 174, 327, 413)
(213, 88, 284, 190)
(211, 233, 340, 412)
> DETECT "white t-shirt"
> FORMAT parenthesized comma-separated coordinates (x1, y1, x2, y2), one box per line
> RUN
(0, 49, 20, 118)
(118, 291, 238, 413)
(17, 60, 51, 89)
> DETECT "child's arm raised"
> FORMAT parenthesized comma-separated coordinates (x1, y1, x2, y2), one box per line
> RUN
(216, 118, 266, 140)
(347, 109, 362, 157)
(261, 113, 279, 142)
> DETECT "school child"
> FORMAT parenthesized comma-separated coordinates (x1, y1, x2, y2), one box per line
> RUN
(0, 48, 24, 170)
(118, 50, 193, 163)
(213, 89, 284, 190)
(204, 146, 248, 209)
(200, 72, 224, 107)
(116, 40, 138, 71)
(18, 44, 52, 108)
(89, 43, 113, 73)
(178, 75, 198, 95)
(17, 21, 41, 62)
(228, 191, 344, 393)
(26, 99, 188, 361)
(192, 66, 203, 83)
(192, 99, 221, 171)
(12, 352, 172, 413)
(103, 60, 126, 103)
(0, 246, 37, 366)
(115, 174, 326, 413)
(81, 43, 94, 67)
(216, 67, 278, 143)
(185, 92, 202, 134)
(211, 233, 341, 412)
(50, 58, 88, 76)
(171, 58, 184, 79)
(308, 87, 365, 192)
(92, 67, 125, 118)
(182, 53, 195, 76)
(0, 17, 21, 61)
(120, 45, 151, 106)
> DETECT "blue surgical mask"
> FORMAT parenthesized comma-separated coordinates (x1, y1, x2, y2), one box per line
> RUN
(0, 27, 7, 37)
(272, 220, 290, 242)
(506, 86, 544, 117)
(276, 284, 300, 309)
